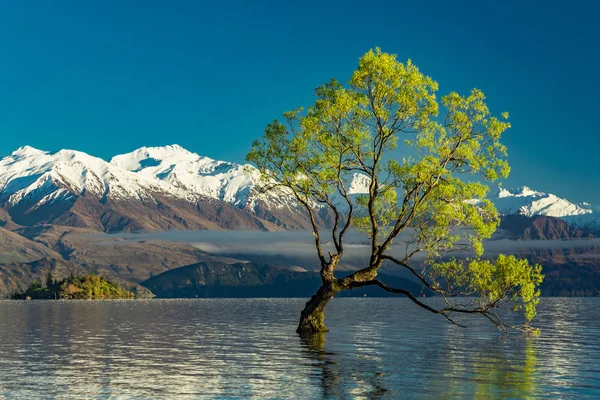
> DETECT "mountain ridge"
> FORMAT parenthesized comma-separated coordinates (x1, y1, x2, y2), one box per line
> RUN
(0, 145, 306, 232)
(1, 144, 599, 235)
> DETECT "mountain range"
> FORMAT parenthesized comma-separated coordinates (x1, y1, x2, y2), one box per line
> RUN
(1, 145, 598, 234)
(1, 144, 599, 298)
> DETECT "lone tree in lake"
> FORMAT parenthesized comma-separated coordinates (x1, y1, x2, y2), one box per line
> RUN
(247, 48, 543, 335)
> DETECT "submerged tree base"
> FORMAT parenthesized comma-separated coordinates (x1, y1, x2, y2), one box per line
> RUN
(297, 311, 329, 334)
(297, 285, 338, 334)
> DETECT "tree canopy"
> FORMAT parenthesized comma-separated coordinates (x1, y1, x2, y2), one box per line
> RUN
(247, 48, 543, 333)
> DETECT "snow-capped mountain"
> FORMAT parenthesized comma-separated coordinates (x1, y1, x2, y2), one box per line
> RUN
(108, 144, 331, 229)
(109, 145, 377, 225)
(0, 146, 193, 207)
(0, 144, 366, 231)
(490, 186, 599, 232)
(346, 173, 370, 195)
(0, 145, 286, 232)
(110, 144, 287, 210)
(1, 144, 598, 233)
(493, 186, 591, 218)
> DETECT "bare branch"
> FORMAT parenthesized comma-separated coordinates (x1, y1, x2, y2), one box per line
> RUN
(347, 279, 465, 328)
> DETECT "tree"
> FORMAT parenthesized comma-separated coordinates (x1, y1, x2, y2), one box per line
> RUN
(247, 48, 543, 335)
(46, 271, 54, 288)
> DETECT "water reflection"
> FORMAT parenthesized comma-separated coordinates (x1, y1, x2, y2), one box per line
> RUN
(473, 339, 537, 398)
(430, 335, 539, 399)
(0, 298, 598, 398)
(301, 333, 340, 398)
(300, 332, 390, 399)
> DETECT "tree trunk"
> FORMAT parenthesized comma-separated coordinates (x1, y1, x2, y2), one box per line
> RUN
(297, 284, 338, 334)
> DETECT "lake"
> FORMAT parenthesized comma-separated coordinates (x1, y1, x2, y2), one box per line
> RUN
(0, 298, 598, 399)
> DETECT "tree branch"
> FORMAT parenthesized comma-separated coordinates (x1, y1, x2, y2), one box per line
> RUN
(347, 279, 466, 328)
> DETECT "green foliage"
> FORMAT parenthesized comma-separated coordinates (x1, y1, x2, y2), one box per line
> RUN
(247, 47, 543, 329)
(431, 255, 543, 321)
(46, 271, 54, 288)
(13, 274, 135, 300)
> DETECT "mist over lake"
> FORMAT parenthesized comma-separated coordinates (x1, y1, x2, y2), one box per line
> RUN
(105, 228, 600, 260)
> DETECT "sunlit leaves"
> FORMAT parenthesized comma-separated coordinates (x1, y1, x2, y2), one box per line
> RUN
(430, 255, 544, 322)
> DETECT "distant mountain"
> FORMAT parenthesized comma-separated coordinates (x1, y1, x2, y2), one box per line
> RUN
(13, 224, 242, 283)
(110, 145, 271, 209)
(491, 213, 600, 296)
(110, 144, 325, 229)
(0, 225, 62, 264)
(140, 261, 428, 298)
(0, 146, 289, 232)
(0, 145, 357, 232)
(0, 257, 83, 297)
(9, 145, 598, 235)
(0, 223, 246, 297)
(498, 214, 594, 240)
(490, 186, 600, 233)
(0, 257, 153, 299)
(493, 186, 590, 217)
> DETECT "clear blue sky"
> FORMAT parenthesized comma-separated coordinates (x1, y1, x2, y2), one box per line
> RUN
(0, 1, 598, 202)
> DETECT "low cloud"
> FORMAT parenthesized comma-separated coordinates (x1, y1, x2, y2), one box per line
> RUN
(103, 229, 600, 264)
(483, 238, 600, 254)
(107, 230, 371, 259)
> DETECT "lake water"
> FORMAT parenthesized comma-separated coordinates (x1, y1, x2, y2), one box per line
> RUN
(0, 298, 598, 399)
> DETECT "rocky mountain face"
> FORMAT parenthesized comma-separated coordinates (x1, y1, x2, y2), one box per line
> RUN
(0, 226, 62, 264)
(0, 224, 245, 297)
(0, 256, 153, 298)
(12, 224, 243, 281)
(0, 257, 83, 297)
(498, 214, 594, 240)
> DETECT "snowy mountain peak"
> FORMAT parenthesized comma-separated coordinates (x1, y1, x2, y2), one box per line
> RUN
(110, 145, 265, 208)
(347, 173, 370, 195)
(497, 186, 544, 198)
(492, 185, 592, 218)
(10, 145, 49, 158)
(110, 144, 202, 172)
(0, 145, 200, 210)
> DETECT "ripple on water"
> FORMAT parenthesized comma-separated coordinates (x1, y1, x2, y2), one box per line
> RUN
(0, 298, 599, 398)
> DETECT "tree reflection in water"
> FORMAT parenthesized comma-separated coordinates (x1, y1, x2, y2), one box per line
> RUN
(300, 332, 390, 399)
(300, 331, 539, 399)
(425, 335, 539, 399)
(471, 338, 538, 399)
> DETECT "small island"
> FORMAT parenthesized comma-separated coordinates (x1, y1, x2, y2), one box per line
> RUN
(13, 273, 136, 300)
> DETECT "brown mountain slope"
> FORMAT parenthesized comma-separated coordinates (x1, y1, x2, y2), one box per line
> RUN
(0, 258, 83, 297)
(0, 257, 154, 298)
(498, 214, 594, 240)
(5, 190, 283, 233)
(15, 225, 241, 283)
(0, 208, 20, 230)
(0, 226, 62, 264)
